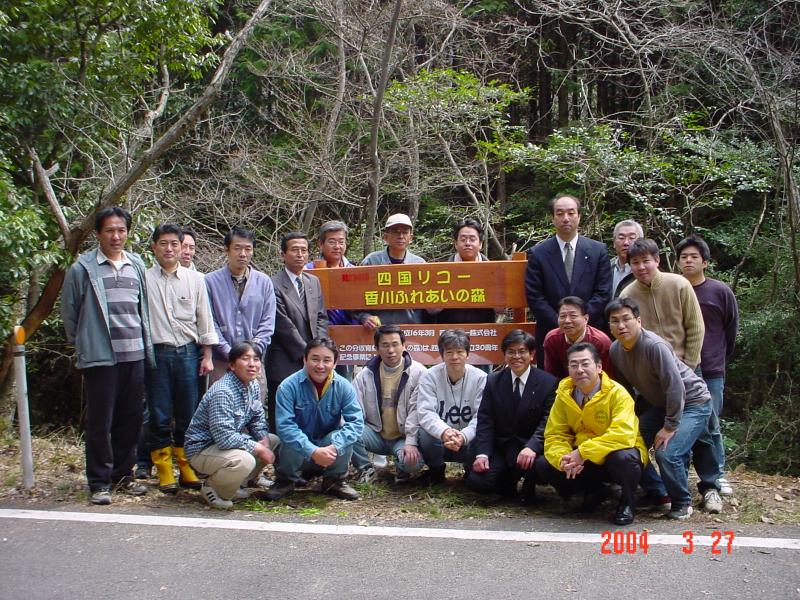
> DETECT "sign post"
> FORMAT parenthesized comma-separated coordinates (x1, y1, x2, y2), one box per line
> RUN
(13, 325, 35, 490)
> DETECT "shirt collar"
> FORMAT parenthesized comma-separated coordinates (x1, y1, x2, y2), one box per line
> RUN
(97, 248, 132, 267)
(572, 379, 601, 406)
(556, 234, 578, 249)
(285, 268, 303, 284)
(511, 365, 531, 388)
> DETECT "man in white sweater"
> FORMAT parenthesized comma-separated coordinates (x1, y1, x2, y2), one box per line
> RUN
(417, 329, 487, 483)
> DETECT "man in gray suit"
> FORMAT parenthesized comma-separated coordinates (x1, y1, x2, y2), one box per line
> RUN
(267, 232, 330, 430)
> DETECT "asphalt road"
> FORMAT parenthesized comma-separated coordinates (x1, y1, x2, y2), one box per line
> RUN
(1, 508, 799, 600)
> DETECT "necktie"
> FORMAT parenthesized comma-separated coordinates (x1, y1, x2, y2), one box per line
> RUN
(513, 377, 522, 404)
(295, 275, 306, 307)
(564, 242, 574, 284)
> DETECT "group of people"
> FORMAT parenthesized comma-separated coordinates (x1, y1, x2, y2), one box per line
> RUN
(61, 192, 738, 526)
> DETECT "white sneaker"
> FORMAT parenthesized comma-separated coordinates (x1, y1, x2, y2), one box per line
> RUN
(703, 489, 723, 514)
(717, 477, 734, 496)
(372, 454, 388, 468)
(201, 484, 233, 510)
(357, 466, 377, 484)
(247, 473, 274, 489)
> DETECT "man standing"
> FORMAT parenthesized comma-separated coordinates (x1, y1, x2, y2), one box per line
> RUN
(351, 325, 427, 483)
(184, 341, 280, 509)
(180, 226, 198, 270)
(267, 232, 329, 431)
(535, 342, 647, 525)
(268, 339, 364, 501)
(61, 207, 151, 505)
(525, 194, 611, 360)
(434, 218, 496, 325)
(205, 227, 276, 388)
(360, 213, 426, 325)
(610, 219, 643, 298)
(607, 298, 722, 520)
(542, 296, 614, 381)
(416, 330, 487, 483)
(677, 235, 739, 495)
(467, 330, 557, 505)
(619, 238, 705, 370)
(144, 224, 218, 493)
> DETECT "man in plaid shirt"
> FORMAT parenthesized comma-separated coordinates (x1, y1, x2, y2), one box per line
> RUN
(185, 341, 280, 509)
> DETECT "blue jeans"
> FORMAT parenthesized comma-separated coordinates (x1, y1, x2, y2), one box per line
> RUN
(704, 377, 726, 473)
(352, 428, 425, 474)
(146, 343, 200, 449)
(419, 429, 473, 470)
(276, 431, 353, 481)
(638, 401, 720, 507)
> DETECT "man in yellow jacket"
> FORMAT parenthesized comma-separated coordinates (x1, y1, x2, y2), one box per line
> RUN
(534, 342, 647, 525)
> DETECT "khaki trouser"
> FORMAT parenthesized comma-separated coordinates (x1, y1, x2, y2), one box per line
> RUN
(189, 434, 281, 499)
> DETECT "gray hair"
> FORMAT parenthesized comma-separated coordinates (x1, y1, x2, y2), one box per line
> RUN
(613, 219, 644, 238)
(318, 220, 349, 243)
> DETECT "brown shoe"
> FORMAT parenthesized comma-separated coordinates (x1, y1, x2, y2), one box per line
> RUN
(322, 477, 359, 501)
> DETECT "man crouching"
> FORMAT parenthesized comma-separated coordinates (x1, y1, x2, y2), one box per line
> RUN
(184, 341, 279, 510)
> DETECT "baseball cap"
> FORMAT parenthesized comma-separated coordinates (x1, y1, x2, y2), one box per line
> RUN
(384, 213, 413, 229)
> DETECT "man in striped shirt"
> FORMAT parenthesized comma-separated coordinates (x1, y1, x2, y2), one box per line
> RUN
(61, 207, 154, 506)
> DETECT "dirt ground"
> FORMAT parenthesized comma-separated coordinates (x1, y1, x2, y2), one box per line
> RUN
(2, 429, 799, 527)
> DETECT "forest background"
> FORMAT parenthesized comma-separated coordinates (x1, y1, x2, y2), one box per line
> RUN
(0, 0, 798, 475)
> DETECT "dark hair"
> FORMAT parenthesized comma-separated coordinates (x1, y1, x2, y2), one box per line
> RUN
(453, 218, 484, 241)
(151, 223, 184, 244)
(566, 341, 601, 363)
(627, 238, 660, 261)
(228, 340, 261, 363)
(305, 337, 339, 362)
(182, 226, 198, 243)
(437, 329, 470, 356)
(557, 295, 588, 315)
(500, 329, 536, 353)
(374, 324, 405, 347)
(676, 235, 711, 262)
(95, 206, 132, 232)
(318, 220, 349, 243)
(280, 231, 309, 253)
(548, 194, 582, 215)
(224, 226, 257, 249)
(605, 297, 641, 319)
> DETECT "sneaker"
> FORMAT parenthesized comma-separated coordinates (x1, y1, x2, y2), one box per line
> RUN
(372, 454, 388, 468)
(233, 487, 252, 500)
(201, 484, 233, 510)
(357, 466, 377, 484)
(113, 476, 147, 496)
(322, 477, 360, 500)
(247, 473, 274, 489)
(667, 504, 694, 521)
(90, 489, 112, 505)
(637, 493, 672, 512)
(703, 489, 723, 514)
(134, 465, 152, 480)
(717, 477, 734, 496)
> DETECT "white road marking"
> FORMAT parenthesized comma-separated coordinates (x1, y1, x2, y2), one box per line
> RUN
(1, 508, 798, 550)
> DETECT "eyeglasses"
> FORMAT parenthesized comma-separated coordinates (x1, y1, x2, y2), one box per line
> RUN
(505, 349, 530, 357)
(568, 360, 595, 370)
(609, 315, 636, 326)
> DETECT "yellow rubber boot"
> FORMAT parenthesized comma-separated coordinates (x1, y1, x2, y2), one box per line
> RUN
(174, 446, 202, 489)
(150, 446, 178, 494)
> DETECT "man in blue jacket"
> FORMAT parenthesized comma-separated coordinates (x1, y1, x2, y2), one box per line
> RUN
(268, 338, 364, 501)
(61, 206, 153, 505)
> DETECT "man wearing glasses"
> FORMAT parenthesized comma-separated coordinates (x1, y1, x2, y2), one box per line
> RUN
(610, 220, 643, 298)
(467, 329, 557, 505)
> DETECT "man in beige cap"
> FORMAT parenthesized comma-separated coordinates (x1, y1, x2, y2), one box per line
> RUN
(360, 213, 426, 325)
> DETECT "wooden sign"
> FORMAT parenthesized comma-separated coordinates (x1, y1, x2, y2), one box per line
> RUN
(330, 322, 536, 366)
(312, 259, 527, 311)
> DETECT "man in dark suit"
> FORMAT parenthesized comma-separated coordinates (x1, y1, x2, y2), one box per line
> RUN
(266, 232, 329, 430)
(466, 329, 557, 504)
(525, 194, 612, 361)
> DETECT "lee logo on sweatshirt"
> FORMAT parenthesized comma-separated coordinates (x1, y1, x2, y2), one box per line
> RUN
(438, 401, 472, 427)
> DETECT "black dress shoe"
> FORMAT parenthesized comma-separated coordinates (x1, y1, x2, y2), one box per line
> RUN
(613, 504, 635, 526)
